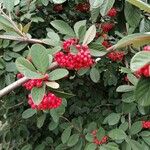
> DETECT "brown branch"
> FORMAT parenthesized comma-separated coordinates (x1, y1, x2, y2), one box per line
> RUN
(0, 35, 46, 44)
(0, 62, 58, 98)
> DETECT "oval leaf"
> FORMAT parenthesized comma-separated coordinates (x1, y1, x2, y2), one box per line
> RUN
(30, 44, 49, 74)
(61, 126, 72, 144)
(49, 69, 69, 81)
(22, 108, 36, 119)
(83, 25, 96, 45)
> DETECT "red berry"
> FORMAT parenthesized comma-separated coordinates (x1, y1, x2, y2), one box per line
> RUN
(53, 4, 63, 13)
(101, 23, 114, 32)
(75, 3, 90, 13)
(102, 41, 112, 48)
(17, 73, 24, 79)
(28, 93, 62, 110)
(107, 8, 117, 17)
(142, 121, 150, 129)
(143, 45, 150, 51)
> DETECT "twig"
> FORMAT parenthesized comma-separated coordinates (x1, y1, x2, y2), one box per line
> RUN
(0, 35, 46, 44)
(0, 62, 58, 98)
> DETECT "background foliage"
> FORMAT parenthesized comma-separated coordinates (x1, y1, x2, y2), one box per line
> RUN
(0, 0, 150, 150)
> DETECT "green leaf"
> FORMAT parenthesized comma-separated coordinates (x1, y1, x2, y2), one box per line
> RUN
(89, 0, 104, 8)
(122, 92, 135, 103)
(127, 0, 150, 13)
(23, 22, 32, 33)
(67, 134, 79, 147)
(31, 85, 45, 105)
(100, 142, 119, 150)
(104, 113, 121, 126)
(30, 44, 49, 73)
(85, 133, 93, 142)
(74, 20, 86, 38)
(116, 85, 135, 92)
(140, 18, 150, 33)
(83, 25, 96, 45)
(127, 74, 138, 85)
(16, 57, 44, 79)
(49, 69, 69, 81)
(61, 126, 72, 144)
(130, 51, 150, 72)
(22, 108, 36, 119)
(37, 114, 46, 128)
(85, 143, 97, 150)
(90, 67, 100, 83)
(50, 20, 75, 36)
(51, 90, 75, 98)
(48, 120, 58, 131)
(124, 2, 141, 28)
(96, 127, 105, 141)
(135, 77, 150, 106)
(114, 32, 150, 49)
(100, 0, 115, 16)
(108, 129, 127, 140)
(91, 7, 100, 23)
(126, 138, 143, 150)
(130, 121, 142, 135)
(2, 0, 15, 12)
(52, 0, 66, 4)
(46, 81, 60, 89)
(47, 32, 60, 46)
(50, 109, 59, 123)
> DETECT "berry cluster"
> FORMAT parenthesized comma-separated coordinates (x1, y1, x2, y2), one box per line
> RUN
(107, 51, 125, 62)
(143, 45, 150, 51)
(75, 2, 90, 13)
(135, 46, 150, 77)
(28, 93, 62, 110)
(101, 23, 114, 33)
(142, 121, 150, 129)
(92, 130, 108, 145)
(17, 73, 49, 90)
(55, 39, 94, 70)
(136, 64, 150, 77)
(107, 8, 117, 17)
(53, 4, 63, 13)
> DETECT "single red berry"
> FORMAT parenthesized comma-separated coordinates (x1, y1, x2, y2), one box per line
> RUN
(101, 23, 114, 32)
(17, 73, 24, 79)
(107, 8, 117, 17)
(102, 41, 111, 48)
(53, 4, 63, 13)
(143, 45, 150, 51)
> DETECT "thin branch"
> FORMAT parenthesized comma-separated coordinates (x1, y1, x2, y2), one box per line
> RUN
(0, 35, 46, 44)
(0, 62, 58, 98)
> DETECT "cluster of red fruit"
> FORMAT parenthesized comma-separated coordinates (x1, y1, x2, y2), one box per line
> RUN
(53, 4, 63, 13)
(92, 130, 108, 145)
(102, 41, 125, 61)
(54, 38, 94, 70)
(101, 8, 117, 33)
(107, 51, 125, 62)
(136, 46, 150, 77)
(142, 121, 150, 129)
(17, 73, 62, 110)
(28, 93, 62, 110)
(75, 2, 90, 13)
(17, 73, 49, 90)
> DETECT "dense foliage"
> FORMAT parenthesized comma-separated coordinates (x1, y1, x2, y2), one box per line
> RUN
(0, 0, 150, 150)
